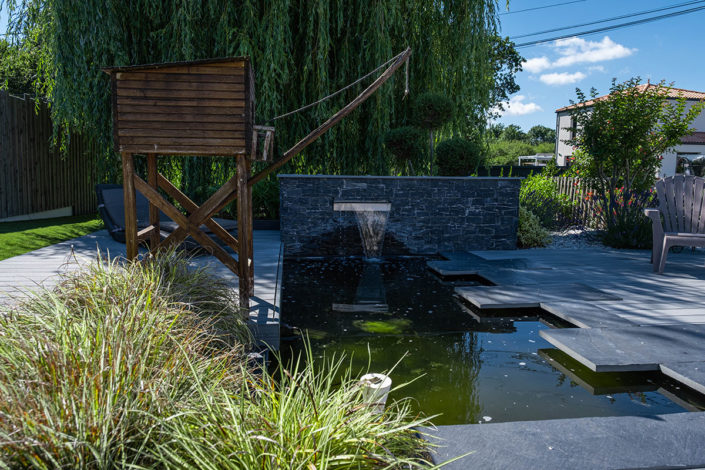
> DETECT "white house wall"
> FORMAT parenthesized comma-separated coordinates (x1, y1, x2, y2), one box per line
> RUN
(555, 111, 574, 166)
(555, 99, 705, 174)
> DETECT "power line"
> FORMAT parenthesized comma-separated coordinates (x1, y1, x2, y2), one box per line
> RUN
(514, 5, 705, 48)
(512, 0, 705, 39)
(499, 0, 586, 16)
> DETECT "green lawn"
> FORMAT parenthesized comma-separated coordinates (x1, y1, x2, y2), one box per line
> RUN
(0, 214, 104, 261)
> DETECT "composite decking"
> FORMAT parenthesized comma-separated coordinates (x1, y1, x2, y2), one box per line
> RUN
(0, 229, 282, 347)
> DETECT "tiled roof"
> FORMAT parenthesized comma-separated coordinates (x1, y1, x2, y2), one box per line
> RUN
(556, 84, 705, 113)
(681, 132, 705, 145)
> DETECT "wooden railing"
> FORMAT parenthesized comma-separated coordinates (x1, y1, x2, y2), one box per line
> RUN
(0, 91, 98, 219)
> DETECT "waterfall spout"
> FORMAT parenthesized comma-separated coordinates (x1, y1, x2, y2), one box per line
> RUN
(333, 201, 391, 259)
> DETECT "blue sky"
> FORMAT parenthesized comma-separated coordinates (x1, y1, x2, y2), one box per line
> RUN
(497, 0, 705, 131)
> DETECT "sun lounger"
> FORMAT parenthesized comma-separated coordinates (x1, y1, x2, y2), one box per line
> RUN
(96, 184, 237, 249)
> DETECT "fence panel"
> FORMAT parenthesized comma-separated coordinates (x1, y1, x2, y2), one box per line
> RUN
(552, 176, 602, 228)
(0, 91, 98, 220)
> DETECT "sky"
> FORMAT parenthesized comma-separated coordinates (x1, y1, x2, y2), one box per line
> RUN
(496, 0, 705, 131)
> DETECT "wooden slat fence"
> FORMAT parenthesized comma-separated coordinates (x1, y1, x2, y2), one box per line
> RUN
(552, 176, 602, 227)
(0, 91, 98, 219)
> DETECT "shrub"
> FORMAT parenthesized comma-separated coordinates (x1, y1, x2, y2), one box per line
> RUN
(0, 252, 432, 468)
(596, 188, 655, 249)
(517, 206, 551, 248)
(436, 137, 484, 176)
(520, 173, 575, 229)
(412, 93, 455, 131)
(569, 77, 704, 241)
(384, 126, 426, 174)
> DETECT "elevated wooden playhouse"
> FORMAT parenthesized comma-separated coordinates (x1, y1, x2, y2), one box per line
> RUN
(104, 49, 410, 308)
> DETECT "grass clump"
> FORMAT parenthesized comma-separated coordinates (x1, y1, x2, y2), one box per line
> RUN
(0, 214, 104, 261)
(0, 251, 433, 468)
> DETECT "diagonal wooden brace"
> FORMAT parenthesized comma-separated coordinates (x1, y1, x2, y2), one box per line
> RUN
(132, 175, 240, 276)
(160, 172, 240, 249)
(157, 174, 240, 253)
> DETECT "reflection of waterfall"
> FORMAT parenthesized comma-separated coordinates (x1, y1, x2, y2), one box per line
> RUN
(355, 210, 389, 259)
(333, 201, 391, 260)
(332, 262, 388, 313)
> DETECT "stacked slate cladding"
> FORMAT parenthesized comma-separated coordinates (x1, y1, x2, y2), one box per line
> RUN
(279, 175, 521, 257)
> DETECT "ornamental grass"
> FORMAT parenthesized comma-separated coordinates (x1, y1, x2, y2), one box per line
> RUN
(0, 251, 432, 469)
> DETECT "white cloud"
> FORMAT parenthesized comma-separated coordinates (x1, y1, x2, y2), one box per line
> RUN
(551, 36, 635, 68)
(521, 36, 635, 79)
(523, 56, 551, 74)
(539, 71, 586, 86)
(498, 95, 543, 116)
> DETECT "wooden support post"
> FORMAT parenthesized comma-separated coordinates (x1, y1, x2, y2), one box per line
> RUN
(147, 154, 160, 249)
(121, 152, 138, 260)
(237, 155, 253, 308)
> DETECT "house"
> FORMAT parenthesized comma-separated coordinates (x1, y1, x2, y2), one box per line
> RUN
(554, 84, 705, 177)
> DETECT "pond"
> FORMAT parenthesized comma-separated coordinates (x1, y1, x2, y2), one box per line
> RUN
(280, 257, 704, 425)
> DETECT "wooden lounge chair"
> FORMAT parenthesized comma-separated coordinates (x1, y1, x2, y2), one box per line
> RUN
(645, 175, 705, 273)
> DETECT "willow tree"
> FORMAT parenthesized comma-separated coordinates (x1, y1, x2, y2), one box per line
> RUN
(4, 0, 502, 213)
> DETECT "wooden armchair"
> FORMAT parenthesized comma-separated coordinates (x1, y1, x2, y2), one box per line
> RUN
(645, 175, 705, 273)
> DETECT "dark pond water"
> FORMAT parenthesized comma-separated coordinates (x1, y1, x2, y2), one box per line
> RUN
(280, 257, 703, 425)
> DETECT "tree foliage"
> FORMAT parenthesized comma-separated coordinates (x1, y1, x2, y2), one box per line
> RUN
(526, 125, 555, 146)
(568, 77, 704, 246)
(486, 36, 522, 119)
(383, 126, 425, 175)
(435, 137, 484, 176)
(4, 0, 502, 184)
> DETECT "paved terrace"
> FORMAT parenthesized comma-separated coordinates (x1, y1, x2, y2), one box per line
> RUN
(428, 246, 705, 469)
(0, 229, 282, 348)
(4, 233, 705, 468)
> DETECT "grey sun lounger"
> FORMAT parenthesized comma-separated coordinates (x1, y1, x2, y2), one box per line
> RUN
(96, 184, 238, 249)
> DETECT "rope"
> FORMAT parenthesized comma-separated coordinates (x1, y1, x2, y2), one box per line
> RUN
(266, 50, 409, 123)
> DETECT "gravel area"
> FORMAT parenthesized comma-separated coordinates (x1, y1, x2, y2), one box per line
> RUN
(547, 227, 603, 249)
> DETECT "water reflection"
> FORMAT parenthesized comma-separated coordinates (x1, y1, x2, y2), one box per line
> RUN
(281, 257, 699, 425)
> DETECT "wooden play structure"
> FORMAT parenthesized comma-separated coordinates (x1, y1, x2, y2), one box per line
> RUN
(104, 48, 411, 307)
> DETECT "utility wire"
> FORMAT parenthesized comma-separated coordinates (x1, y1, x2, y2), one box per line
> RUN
(500, 0, 586, 16)
(514, 5, 705, 47)
(512, 0, 705, 39)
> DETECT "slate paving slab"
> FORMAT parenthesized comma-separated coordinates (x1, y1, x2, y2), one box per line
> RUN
(539, 302, 636, 329)
(426, 412, 705, 470)
(660, 362, 705, 395)
(455, 283, 622, 309)
(539, 324, 705, 372)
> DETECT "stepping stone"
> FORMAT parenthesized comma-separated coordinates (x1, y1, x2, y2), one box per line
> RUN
(540, 302, 636, 329)
(537, 348, 660, 395)
(455, 283, 621, 310)
(425, 412, 705, 470)
(539, 324, 705, 372)
(660, 362, 705, 395)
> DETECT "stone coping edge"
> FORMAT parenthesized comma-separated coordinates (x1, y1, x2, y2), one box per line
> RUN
(277, 174, 523, 181)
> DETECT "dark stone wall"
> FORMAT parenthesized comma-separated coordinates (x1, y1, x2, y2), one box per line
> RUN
(279, 175, 521, 257)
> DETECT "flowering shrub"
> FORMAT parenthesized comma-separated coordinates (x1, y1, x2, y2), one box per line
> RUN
(568, 77, 703, 246)
(594, 187, 656, 248)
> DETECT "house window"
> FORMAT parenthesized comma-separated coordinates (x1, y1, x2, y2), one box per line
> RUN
(570, 117, 577, 140)
(676, 153, 705, 177)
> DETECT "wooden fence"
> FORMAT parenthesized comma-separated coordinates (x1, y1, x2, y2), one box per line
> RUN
(552, 176, 601, 227)
(0, 91, 98, 220)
